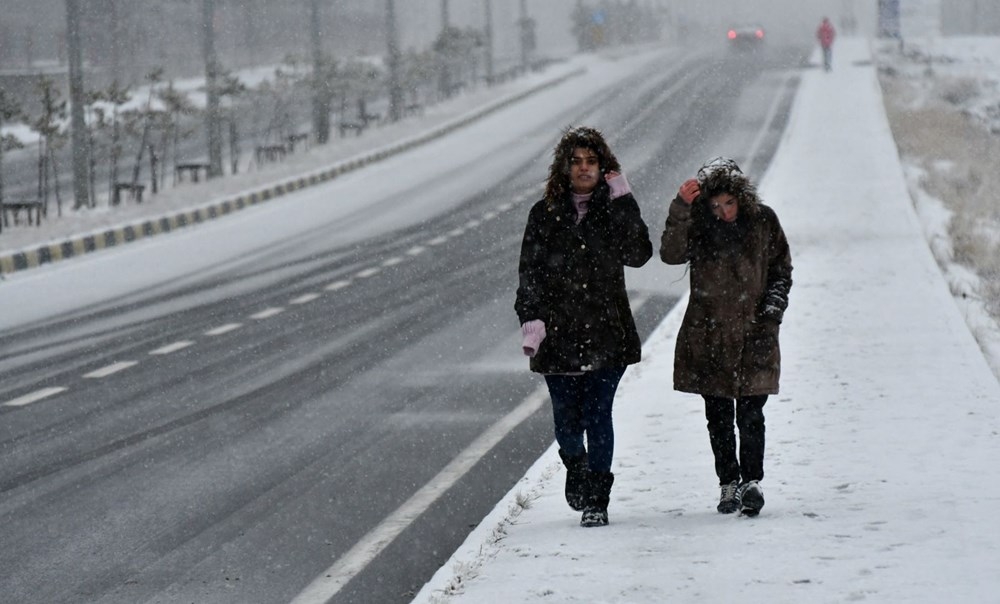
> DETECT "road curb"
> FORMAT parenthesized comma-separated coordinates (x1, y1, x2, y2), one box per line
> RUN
(0, 67, 584, 277)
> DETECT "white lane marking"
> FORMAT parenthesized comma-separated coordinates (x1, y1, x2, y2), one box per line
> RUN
(251, 307, 284, 319)
(405, 246, 426, 256)
(498, 202, 514, 211)
(291, 293, 321, 305)
(744, 70, 791, 169)
(3, 387, 69, 408)
(355, 267, 381, 279)
(381, 256, 404, 267)
(289, 386, 550, 604)
(482, 211, 497, 221)
(205, 323, 243, 336)
(447, 228, 464, 237)
(84, 361, 138, 378)
(427, 236, 448, 246)
(149, 341, 194, 355)
(463, 219, 480, 229)
(325, 280, 351, 291)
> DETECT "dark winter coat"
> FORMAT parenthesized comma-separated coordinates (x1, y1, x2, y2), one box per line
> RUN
(660, 196, 792, 398)
(515, 181, 653, 374)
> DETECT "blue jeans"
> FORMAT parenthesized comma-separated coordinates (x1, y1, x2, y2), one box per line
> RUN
(544, 366, 626, 473)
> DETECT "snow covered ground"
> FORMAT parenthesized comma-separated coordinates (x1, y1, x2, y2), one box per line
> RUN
(409, 26, 1000, 604)
(3, 3, 1000, 602)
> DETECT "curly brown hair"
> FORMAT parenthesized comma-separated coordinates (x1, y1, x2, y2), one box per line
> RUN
(544, 126, 621, 203)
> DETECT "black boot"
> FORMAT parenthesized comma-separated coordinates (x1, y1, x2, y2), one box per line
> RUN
(558, 449, 589, 511)
(580, 471, 614, 527)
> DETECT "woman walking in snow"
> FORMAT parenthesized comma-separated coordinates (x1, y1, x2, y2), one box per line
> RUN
(659, 157, 792, 516)
(817, 16, 836, 71)
(515, 126, 652, 527)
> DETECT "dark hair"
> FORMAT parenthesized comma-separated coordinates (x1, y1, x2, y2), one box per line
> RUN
(544, 126, 621, 203)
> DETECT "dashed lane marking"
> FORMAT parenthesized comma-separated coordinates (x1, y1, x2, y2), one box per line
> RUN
(381, 256, 404, 267)
(83, 361, 138, 378)
(2, 387, 69, 408)
(250, 308, 285, 319)
(290, 293, 321, 305)
(325, 280, 351, 291)
(205, 323, 243, 336)
(405, 246, 426, 256)
(149, 341, 194, 355)
(427, 236, 448, 246)
(355, 267, 381, 279)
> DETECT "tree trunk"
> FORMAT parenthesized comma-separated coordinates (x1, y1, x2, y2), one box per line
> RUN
(66, 0, 92, 210)
(203, 0, 224, 178)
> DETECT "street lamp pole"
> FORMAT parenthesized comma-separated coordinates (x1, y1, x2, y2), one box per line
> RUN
(65, 0, 91, 209)
(484, 0, 494, 84)
(386, 0, 403, 122)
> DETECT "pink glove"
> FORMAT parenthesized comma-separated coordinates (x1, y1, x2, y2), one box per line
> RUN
(521, 320, 546, 357)
(605, 172, 632, 200)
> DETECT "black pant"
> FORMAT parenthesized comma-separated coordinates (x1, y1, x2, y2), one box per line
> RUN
(703, 395, 767, 484)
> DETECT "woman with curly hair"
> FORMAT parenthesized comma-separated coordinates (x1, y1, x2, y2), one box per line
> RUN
(660, 157, 793, 517)
(515, 126, 652, 527)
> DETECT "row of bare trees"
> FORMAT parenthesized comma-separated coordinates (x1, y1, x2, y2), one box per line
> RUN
(2, 0, 537, 231)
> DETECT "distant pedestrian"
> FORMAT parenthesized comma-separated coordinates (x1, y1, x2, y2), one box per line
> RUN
(515, 126, 653, 527)
(659, 157, 792, 516)
(817, 16, 836, 71)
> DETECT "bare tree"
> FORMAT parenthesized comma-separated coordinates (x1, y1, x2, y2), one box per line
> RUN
(30, 78, 68, 217)
(0, 90, 25, 233)
(104, 81, 132, 207)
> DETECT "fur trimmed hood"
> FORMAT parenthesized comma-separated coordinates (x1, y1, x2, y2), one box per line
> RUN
(696, 156, 761, 216)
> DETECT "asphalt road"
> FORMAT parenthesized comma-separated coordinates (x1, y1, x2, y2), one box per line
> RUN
(0, 43, 805, 604)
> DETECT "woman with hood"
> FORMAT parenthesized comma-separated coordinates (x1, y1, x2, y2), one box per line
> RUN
(660, 157, 792, 516)
(515, 126, 652, 527)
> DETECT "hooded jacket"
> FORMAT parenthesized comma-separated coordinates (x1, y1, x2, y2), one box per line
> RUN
(660, 162, 792, 398)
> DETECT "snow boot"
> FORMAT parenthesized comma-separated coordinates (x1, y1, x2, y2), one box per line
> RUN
(580, 471, 614, 527)
(717, 479, 740, 514)
(558, 449, 589, 512)
(736, 480, 765, 517)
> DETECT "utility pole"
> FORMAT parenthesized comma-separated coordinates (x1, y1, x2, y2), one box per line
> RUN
(484, 0, 494, 84)
(518, 0, 530, 73)
(202, 0, 223, 178)
(441, 0, 450, 27)
(65, 0, 91, 210)
(310, 0, 331, 144)
(386, 0, 403, 122)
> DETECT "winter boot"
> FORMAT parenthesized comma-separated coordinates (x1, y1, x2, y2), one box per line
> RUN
(580, 471, 614, 527)
(558, 449, 589, 512)
(736, 480, 765, 517)
(717, 479, 740, 514)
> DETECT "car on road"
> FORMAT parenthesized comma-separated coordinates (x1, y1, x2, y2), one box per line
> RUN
(727, 24, 766, 50)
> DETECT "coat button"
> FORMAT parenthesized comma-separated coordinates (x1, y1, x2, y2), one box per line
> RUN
(580, 244, 586, 249)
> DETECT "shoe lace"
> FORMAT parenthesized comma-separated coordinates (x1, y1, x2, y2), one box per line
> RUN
(720, 481, 738, 501)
